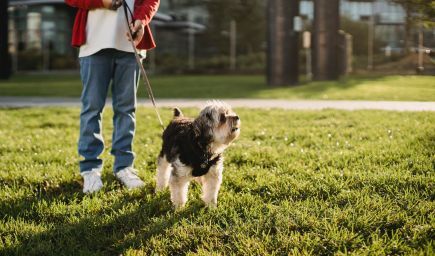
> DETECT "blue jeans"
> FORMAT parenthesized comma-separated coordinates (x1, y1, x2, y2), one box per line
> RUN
(78, 49, 139, 173)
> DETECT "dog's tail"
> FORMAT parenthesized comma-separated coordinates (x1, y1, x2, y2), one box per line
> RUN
(173, 107, 183, 118)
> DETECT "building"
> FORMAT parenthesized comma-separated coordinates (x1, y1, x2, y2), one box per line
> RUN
(8, 0, 76, 70)
(7, 0, 204, 71)
(300, 0, 406, 50)
(7, 0, 433, 72)
(151, 0, 206, 71)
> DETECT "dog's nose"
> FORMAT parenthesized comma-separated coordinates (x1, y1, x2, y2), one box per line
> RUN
(234, 116, 239, 121)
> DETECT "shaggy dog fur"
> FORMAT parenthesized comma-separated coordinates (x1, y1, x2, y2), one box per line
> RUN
(155, 101, 241, 208)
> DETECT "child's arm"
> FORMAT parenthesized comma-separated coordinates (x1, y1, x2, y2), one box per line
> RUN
(133, 0, 160, 26)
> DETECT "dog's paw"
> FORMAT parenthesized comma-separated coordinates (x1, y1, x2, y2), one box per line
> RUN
(172, 201, 186, 210)
(155, 185, 167, 194)
(202, 199, 217, 208)
(205, 202, 217, 209)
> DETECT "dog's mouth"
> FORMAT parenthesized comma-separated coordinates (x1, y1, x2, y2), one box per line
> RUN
(230, 116, 241, 133)
(231, 124, 241, 133)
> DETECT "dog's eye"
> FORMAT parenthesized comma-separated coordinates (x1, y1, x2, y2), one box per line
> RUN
(220, 113, 226, 123)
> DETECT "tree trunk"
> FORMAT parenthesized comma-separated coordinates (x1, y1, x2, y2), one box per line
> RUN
(266, 0, 299, 86)
(0, 0, 12, 79)
(403, 8, 412, 54)
(313, 0, 340, 81)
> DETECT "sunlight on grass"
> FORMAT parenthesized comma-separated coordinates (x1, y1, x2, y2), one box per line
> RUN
(0, 107, 434, 255)
(251, 76, 435, 101)
(0, 74, 434, 101)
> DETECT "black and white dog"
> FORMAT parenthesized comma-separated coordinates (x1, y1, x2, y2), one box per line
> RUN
(155, 101, 241, 208)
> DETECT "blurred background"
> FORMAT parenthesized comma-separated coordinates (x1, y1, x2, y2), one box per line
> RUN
(0, 0, 434, 84)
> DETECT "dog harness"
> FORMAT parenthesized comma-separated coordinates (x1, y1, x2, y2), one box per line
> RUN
(192, 154, 222, 177)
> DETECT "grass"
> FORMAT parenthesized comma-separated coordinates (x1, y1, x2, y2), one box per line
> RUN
(0, 107, 434, 255)
(0, 74, 434, 101)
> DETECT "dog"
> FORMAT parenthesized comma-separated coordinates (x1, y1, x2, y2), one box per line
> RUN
(155, 101, 241, 208)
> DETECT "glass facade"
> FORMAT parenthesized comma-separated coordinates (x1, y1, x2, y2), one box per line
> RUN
(160, 0, 208, 25)
(8, 2, 75, 70)
(374, 0, 406, 24)
(9, 4, 72, 55)
(341, 1, 373, 21)
(7, 0, 205, 71)
(300, 0, 409, 49)
(301, 0, 405, 23)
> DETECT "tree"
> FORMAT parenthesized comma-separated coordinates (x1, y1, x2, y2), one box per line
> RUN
(312, 0, 340, 80)
(341, 17, 383, 56)
(0, 0, 12, 79)
(203, 0, 266, 55)
(392, 0, 435, 25)
(161, 0, 265, 71)
(167, 0, 203, 10)
(392, 0, 435, 52)
(418, 0, 435, 24)
(266, 0, 300, 86)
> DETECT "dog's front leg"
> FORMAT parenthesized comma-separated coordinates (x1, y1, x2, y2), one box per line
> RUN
(156, 155, 172, 192)
(169, 173, 190, 209)
(201, 162, 223, 208)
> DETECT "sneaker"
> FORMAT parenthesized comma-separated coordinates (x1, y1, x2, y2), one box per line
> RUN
(81, 169, 103, 194)
(115, 167, 145, 190)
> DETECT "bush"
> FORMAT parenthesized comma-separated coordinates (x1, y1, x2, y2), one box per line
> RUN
(341, 17, 383, 56)
(51, 55, 78, 70)
(152, 53, 187, 74)
(153, 53, 266, 74)
(17, 50, 42, 70)
(196, 55, 230, 71)
(237, 53, 265, 71)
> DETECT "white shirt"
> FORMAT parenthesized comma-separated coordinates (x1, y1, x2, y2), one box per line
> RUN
(79, 0, 138, 58)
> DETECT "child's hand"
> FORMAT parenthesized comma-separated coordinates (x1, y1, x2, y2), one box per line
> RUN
(126, 20, 145, 47)
(102, 0, 122, 10)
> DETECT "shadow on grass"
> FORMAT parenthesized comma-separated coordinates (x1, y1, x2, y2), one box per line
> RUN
(0, 178, 202, 255)
(0, 178, 84, 220)
(151, 75, 387, 99)
(244, 75, 386, 99)
(410, 132, 435, 179)
(0, 73, 387, 99)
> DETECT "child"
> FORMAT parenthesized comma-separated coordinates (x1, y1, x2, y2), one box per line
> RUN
(65, 0, 160, 193)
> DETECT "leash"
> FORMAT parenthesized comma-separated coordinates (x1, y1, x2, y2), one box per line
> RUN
(122, 0, 165, 131)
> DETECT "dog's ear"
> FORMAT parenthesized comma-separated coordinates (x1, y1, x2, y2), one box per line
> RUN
(173, 107, 183, 118)
(206, 112, 212, 120)
(193, 117, 213, 145)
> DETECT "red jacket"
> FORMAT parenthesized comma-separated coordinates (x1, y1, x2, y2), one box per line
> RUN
(65, 0, 159, 50)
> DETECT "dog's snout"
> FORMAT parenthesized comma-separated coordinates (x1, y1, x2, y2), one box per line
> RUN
(234, 116, 239, 121)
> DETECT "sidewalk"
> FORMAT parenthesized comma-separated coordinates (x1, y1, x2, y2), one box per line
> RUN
(0, 97, 434, 111)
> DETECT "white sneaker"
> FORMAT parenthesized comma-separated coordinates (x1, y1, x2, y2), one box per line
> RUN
(81, 169, 103, 194)
(115, 167, 145, 190)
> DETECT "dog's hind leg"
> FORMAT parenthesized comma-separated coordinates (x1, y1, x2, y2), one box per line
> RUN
(155, 154, 172, 192)
(169, 173, 190, 208)
(201, 162, 223, 208)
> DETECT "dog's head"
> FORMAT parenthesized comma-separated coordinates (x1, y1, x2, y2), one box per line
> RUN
(192, 101, 241, 147)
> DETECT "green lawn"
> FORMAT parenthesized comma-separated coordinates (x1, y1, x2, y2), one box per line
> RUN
(0, 107, 434, 255)
(1, 74, 434, 101)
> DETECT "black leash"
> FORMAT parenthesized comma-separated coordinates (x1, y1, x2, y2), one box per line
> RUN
(122, 0, 165, 131)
